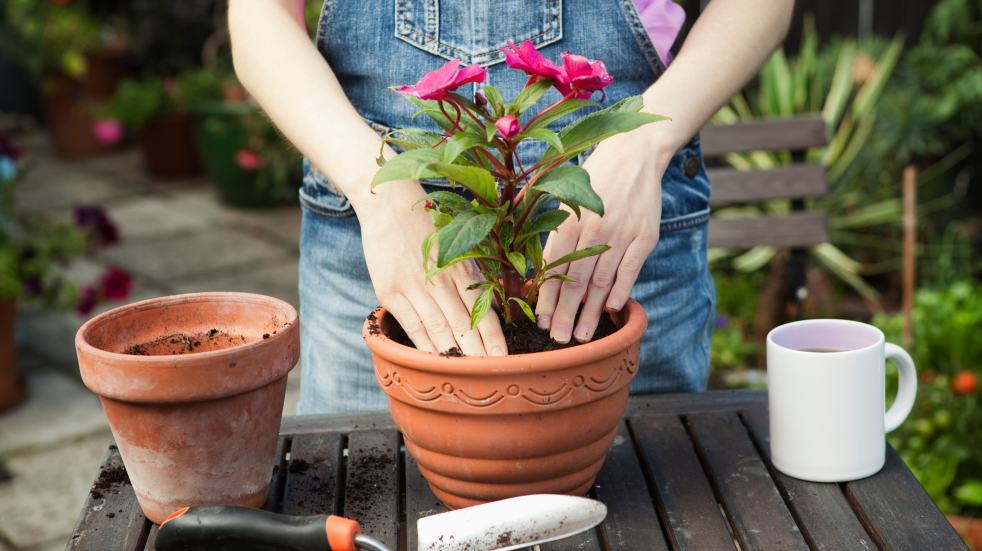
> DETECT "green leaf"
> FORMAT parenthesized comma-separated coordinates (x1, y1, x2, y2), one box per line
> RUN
(483, 85, 505, 118)
(426, 251, 489, 281)
(517, 209, 570, 240)
(372, 148, 443, 187)
(420, 232, 436, 270)
(544, 273, 575, 283)
(532, 165, 604, 216)
(544, 244, 610, 272)
(507, 251, 527, 275)
(470, 287, 495, 329)
(419, 190, 472, 213)
(508, 297, 536, 324)
(436, 210, 497, 267)
(442, 131, 486, 163)
(523, 99, 595, 133)
(485, 120, 498, 142)
(424, 162, 499, 205)
(548, 110, 668, 161)
(499, 221, 514, 246)
(429, 210, 452, 228)
(954, 480, 982, 506)
(507, 80, 553, 114)
(522, 128, 564, 153)
(384, 127, 443, 150)
(526, 235, 543, 271)
(403, 96, 455, 131)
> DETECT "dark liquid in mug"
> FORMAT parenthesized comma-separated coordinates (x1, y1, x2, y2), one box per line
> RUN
(800, 348, 847, 353)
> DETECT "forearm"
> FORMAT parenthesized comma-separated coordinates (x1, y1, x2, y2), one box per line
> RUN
(638, 0, 794, 157)
(227, 0, 421, 213)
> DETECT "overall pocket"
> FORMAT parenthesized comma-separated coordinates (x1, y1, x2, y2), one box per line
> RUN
(394, 0, 563, 65)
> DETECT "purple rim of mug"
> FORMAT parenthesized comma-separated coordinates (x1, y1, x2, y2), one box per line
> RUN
(767, 319, 884, 354)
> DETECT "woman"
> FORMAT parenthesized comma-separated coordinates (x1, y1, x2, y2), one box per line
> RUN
(229, 0, 793, 413)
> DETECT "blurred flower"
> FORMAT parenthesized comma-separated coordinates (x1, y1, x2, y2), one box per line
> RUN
(234, 149, 263, 171)
(396, 59, 486, 101)
(76, 285, 96, 316)
(22, 277, 42, 297)
(74, 205, 120, 247)
(714, 314, 729, 329)
(0, 157, 17, 183)
(163, 76, 178, 95)
(0, 134, 23, 160)
(496, 114, 521, 140)
(99, 266, 133, 300)
(91, 119, 123, 145)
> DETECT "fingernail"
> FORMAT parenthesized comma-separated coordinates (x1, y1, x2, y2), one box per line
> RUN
(575, 330, 593, 343)
(605, 300, 623, 312)
(551, 328, 570, 344)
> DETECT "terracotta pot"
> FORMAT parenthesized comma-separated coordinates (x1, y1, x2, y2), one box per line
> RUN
(0, 299, 26, 412)
(949, 514, 982, 550)
(363, 300, 647, 509)
(139, 111, 201, 178)
(76, 293, 299, 524)
(42, 48, 126, 159)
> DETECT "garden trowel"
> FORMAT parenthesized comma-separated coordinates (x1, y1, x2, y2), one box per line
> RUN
(155, 494, 606, 551)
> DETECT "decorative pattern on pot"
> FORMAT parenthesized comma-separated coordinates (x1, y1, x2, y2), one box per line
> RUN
(364, 300, 647, 509)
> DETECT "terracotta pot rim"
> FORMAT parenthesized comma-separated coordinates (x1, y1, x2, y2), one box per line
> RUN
(76, 292, 298, 365)
(363, 299, 647, 375)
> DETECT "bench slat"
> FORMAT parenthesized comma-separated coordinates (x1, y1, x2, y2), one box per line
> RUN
(630, 415, 735, 550)
(282, 432, 343, 516)
(405, 452, 448, 550)
(343, 430, 401, 550)
(708, 212, 828, 248)
(69, 445, 150, 551)
(741, 407, 878, 550)
(687, 411, 809, 551)
(844, 449, 969, 551)
(261, 436, 290, 512)
(702, 115, 828, 156)
(709, 165, 827, 205)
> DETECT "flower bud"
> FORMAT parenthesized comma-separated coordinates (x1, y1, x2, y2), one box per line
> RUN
(496, 114, 520, 140)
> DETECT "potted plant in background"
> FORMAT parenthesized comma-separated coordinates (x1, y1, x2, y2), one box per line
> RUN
(102, 69, 224, 178)
(0, 132, 132, 411)
(193, 79, 301, 207)
(363, 42, 665, 508)
(0, 0, 128, 158)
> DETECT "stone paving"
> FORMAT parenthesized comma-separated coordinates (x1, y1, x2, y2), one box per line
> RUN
(0, 133, 304, 550)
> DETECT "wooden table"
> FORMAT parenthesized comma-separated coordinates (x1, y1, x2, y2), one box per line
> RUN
(69, 390, 967, 550)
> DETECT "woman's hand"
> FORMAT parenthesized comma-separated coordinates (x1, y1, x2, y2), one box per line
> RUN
(359, 185, 508, 356)
(535, 133, 672, 344)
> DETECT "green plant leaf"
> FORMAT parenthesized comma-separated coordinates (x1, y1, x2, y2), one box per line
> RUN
(517, 209, 569, 241)
(485, 120, 497, 142)
(421, 232, 436, 271)
(499, 221, 515, 246)
(372, 148, 443, 186)
(419, 190, 472, 213)
(424, 162, 499, 205)
(442, 131, 486, 163)
(547, 108, 667, 161)
(544, 244, 610, 272)
(523, 98, 595, 133)
(532, 165, 604, 217)
(507, 79, 553, 114)
(483, 85, 504, 118)
(508, 297, 536, 324)
(507, 251, 527, 275)
(436, 210, 497, 267)
(526, 235, 544, 271)
(470, 286, 495, 329)
(429, 210, 452, 228)
(384, 127, 443, 151)
(522, 128, 564, 153)
(426, 251, 490, 281)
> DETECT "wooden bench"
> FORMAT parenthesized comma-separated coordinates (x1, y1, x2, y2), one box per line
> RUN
(702, 114, 829, 312)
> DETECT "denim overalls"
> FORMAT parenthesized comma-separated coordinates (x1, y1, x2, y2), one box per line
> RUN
(298, 0, 716, 414)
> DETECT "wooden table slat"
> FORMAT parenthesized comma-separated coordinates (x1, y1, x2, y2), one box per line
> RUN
(70, 445, 150, 551)
(844, 449, 969, 551)
(538, 524, 603, 550)
(630, 415, 735, 550)
(343, 430, 401, 550)
(741, 407, 879, 551)
(405, 452, 447, 550)
(687, 411, 809, 551)
(261, 436, 290, 512)
(282, 432, 343, 516)
(587, 421, 670, 550)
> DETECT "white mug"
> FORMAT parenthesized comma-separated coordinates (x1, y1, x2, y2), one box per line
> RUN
(767, 319, 917, 482)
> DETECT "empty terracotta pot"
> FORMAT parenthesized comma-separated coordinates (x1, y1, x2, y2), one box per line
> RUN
(363, 300, 646, 509)
(76, 293, 299, 524)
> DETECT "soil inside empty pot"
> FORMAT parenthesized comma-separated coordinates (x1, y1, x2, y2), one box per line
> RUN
(124, 328, 257, 355)
(370, 308, 618, 356)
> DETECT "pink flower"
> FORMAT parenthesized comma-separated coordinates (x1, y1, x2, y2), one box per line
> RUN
(502, 41, 564, 81)
(495, 114, 520, 140)
(91, 119, 123, 145)
(558, 52, 614, 99)
(234, 149, 263, 171)
(76, 285, 96, 316)
(99, 266, 133, 300)
(396, 59, 486, 101)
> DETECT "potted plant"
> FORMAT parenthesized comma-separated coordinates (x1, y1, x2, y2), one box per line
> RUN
(76, 292, 300, 523)
(0, 0, 128, 158)
(102, 69, 224, 178)
(194, 83, 301, 207)
(363, 42, 665, 508)
(0, 133, 132, 411)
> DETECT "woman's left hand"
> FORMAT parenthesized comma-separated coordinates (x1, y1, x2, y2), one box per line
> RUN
(535, 133, 673, 344)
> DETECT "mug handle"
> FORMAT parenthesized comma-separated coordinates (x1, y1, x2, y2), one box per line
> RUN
(884, 343, 918, 432)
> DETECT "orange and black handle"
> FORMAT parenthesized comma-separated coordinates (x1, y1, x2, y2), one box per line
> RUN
(155, 506, 391, 551)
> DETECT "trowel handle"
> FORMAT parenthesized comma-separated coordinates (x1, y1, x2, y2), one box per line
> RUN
(155, 506, 390, 551)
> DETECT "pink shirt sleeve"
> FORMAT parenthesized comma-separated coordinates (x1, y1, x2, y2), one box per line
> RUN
(632, 0, 686, 65)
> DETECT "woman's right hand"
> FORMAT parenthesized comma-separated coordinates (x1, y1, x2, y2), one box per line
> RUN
(358, 185, 508, 357)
